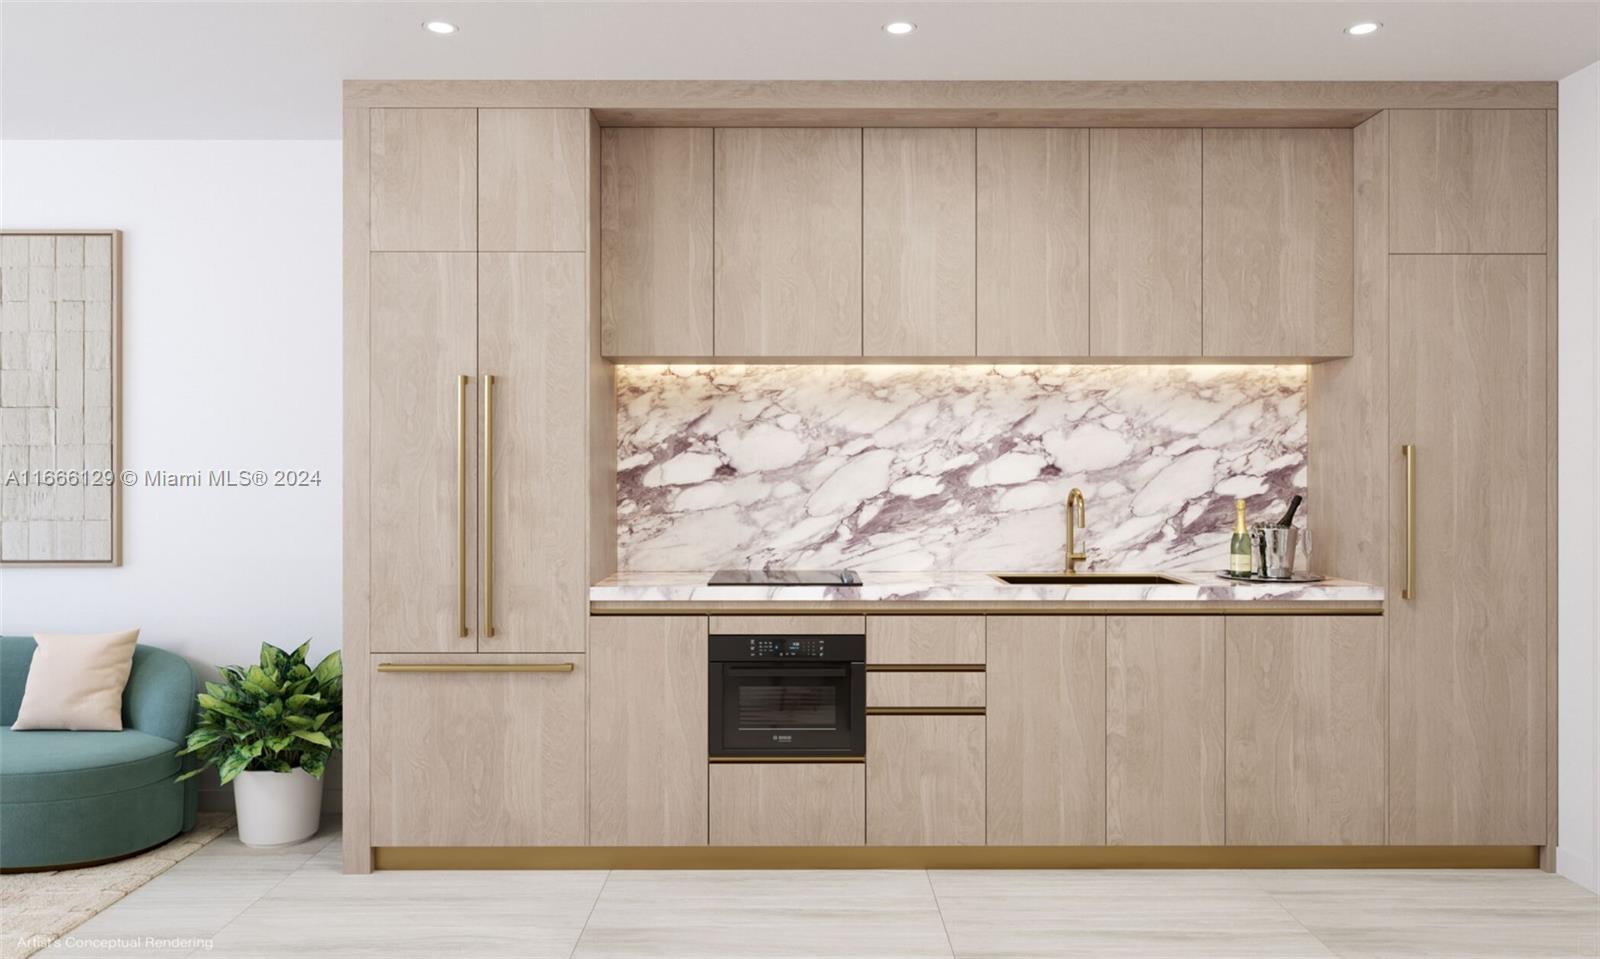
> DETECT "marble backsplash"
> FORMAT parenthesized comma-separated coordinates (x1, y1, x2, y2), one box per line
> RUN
(616, 365, 1308, 572)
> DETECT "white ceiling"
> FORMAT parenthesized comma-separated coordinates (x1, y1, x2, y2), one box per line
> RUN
(3, 1, 1596, 139)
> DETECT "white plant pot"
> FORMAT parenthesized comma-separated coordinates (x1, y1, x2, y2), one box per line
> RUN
(234, 768, 323, 847)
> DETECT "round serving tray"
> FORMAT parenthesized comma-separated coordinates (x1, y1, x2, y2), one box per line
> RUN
(1215, 570, 1326, 584)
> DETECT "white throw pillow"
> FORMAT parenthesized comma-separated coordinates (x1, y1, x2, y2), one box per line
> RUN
(11, 629, 141, 731)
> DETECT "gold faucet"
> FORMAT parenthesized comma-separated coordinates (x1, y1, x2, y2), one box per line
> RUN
(1065, 488, 1087, 573)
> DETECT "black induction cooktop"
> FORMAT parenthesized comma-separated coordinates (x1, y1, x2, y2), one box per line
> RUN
(708, 569, 863, 587)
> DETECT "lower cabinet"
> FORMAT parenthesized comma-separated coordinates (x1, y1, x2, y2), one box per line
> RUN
(369, 654, 586, 846)
(588, 616, 709, 845)
(1225, 616, 1386, 844)
(867, 715, 985, 845)
(711, 763, 866, 845)
(986, 616, 1106, 845)
(1105, 616, 1225, 845)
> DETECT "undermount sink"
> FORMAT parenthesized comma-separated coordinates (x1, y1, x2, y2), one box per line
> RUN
(991, 572, 1185, 586)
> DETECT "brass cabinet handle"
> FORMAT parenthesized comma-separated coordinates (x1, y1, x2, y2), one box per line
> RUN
(456, 374, 470, 638)
(482, 373, 496, 639)
(1402, 443, 1416, 600)
(377, 663, 576, 673)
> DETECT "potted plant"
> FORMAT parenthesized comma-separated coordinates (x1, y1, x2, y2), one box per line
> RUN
(178, 641, 341, 847)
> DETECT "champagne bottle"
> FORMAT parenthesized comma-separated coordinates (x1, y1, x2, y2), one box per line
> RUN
(1229, 499, 1253, 575)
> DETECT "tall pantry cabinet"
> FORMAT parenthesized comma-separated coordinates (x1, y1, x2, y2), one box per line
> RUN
(1310, 108, 1552, 851)
(345, 107, 613, 870)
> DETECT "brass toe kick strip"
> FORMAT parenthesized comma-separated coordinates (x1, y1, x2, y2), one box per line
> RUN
(374, 845, 1542, 871)
(865, 706, 985, 716)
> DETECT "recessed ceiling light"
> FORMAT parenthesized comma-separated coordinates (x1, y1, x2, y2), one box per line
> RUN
(883, 21, 916, 35)
(1344, 21, 1381, 36)
(423, 20, 459, 35)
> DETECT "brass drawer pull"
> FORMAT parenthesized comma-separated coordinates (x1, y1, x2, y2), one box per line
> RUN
(377, 663, 576, 673)
(865, 664, 984, 672)
(1402, 443, 1416, 600)
(482, 372, 496, 639)
(455, 374, 470, 638)
(708, 756, 865, 764)
(865, 706, 985, 716)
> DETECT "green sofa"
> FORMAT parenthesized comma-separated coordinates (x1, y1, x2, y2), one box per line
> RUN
(1, 635, 200, 871)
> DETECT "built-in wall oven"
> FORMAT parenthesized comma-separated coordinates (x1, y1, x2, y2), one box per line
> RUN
(708, 632, 866, 758)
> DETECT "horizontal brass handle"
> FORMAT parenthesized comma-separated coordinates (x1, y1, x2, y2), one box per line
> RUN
(708, 756, 865, 764)
(866, 706, 985, 716)
(866, 664, 985, 672)
(377, 663, 576, 674)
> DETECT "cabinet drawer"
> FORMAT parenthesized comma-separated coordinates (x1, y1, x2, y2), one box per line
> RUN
(710, 615, 863, 636)
(867, 671, 985, 709)
(710, 763, 865, 846)
(867, 616, 984, 664)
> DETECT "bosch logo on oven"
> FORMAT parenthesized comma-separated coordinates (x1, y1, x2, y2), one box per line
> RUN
(771, 734, 792, 743)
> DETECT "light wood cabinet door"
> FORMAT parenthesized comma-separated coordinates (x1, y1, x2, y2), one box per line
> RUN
(1088, 129, 1202, 357)
(985, 616, 1106, 845)
(1105, 616, 1224, 846)
(714, 128, 862, 357)
(977, 129, 1089, 356)
(867, 616, 984, 665)
(588, 616, 709, 845)
(369, 654, 586, 846)
(1226, 616, 1386, 845)
(1390, 110, 1547, 254)
(1202, 128, 1353, 358)
(866, 714, 985, 845)
(864, 128, 976, 356)
(478, 253, 589, 653)
(478, 109, 589, 252)
(1389, 254, 1547, 844)
(600, 128, 713, 356)
(711, 763, 866, 846)
(369, 253, 478, 652)
(370, 109, 476, 252)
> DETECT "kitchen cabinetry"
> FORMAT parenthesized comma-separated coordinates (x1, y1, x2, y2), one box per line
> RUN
(976, 129, 1088, 356)
(985, 616, 1105, 845)
(1388, 254, 1547, 844)
(1088, 129, 1202, 357)
(369, 108, 476, 252)
(1389, 110, 1547, 254)
(588, 616, 709, 845)
(600, 128, 714, 356)
(1202, 128, 1353, 357)
(369, 253, 478, 652)
(369, 655, 586, 846)
(714, 128, 863, 356)
(867, 714, 985, 845)
(1105, 616, 1224, 846)
(866, 615, 984, 664)
(477, 253, 589, 652)
(864, 128, 977, 356)
(478, 109, 589, 252)
(711, 763, 866, 846)
(1225, 616, 1386, 845)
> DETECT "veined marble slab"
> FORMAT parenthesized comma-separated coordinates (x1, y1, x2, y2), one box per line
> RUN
(617, 364, 1308, 573)
(590, 570, 1383, 607)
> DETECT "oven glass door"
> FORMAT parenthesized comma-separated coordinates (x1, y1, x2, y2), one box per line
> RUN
(717, 664, 861, 755)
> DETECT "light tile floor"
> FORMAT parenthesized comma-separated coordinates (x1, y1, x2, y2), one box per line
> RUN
(32, 828, 1599, 959)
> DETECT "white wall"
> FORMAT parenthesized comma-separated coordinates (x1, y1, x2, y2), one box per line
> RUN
(1559, 61, 1600, 893)
(0, 139, 343, 806)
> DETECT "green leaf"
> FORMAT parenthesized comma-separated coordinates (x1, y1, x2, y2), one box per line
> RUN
(289, 639, 312, 667)
(311, 650, 342, 685)
(217, 753, 250, 785)
(259, 642, 287, 671)
(290, 729, 332, 749)
(196, 693, 249, 723)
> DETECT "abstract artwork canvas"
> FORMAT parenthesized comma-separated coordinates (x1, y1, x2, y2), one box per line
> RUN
(0, 230, 121, 564)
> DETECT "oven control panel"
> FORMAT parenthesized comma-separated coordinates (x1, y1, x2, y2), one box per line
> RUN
(709, 634, 866, 662)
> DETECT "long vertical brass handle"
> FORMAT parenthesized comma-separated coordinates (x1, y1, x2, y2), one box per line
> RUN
(456, 374, 470, 638)
(482, 373, 496, 639)
(1402, 444, 1416, 600)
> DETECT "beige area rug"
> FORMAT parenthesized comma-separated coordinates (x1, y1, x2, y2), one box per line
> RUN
(1, 812, 234, 959)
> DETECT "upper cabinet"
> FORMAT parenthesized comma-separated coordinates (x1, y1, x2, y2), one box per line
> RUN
(600, 128, 714, 356)
(478, 109, 590, 252)
(1089, 129, 1202, 357)
(864, 129, 977, 356)
(977, 129, 1089, 356)
(1389, 109, 1547, 254)
(1202, 128, 1354, 358)
(714, 128, 863, 357)
(370, 109, 477, 252)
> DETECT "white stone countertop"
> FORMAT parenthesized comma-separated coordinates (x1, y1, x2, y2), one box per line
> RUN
(589, 570, 1384, 611)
